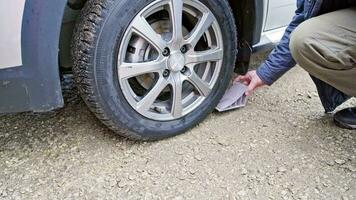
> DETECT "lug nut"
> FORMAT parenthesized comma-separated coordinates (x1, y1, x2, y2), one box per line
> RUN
(163, 69, 170, 77)
(180, 45, 188, 54)
(162, 47, 170, 57)
(180, 66, 187, 74)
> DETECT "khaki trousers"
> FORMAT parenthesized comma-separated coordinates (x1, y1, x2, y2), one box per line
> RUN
(290, 7, 356, 97)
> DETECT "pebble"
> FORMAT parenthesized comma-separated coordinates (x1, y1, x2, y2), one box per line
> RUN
(341, 196, 350, 200)
(250, 143, 257, 148)
(326, 160, 335, 166)
(268, 179, 275, 186)
(128, 175, 136, 180)
(346, 165, 356, 172)
(189, 168, 197, 175)
(292, 168, 300, 174)
(322, 181, 330, 187)
(277, 166, 287, 173)
(335, 159, 346, 165)
(194, 155, 203, 161)
(217, 139, 229, 146)
(118, 180, 127, 188)
(109, 180, 117, 187)
(241, 168, 248, 175)
(281, 190, 288, 196)
(237, 190, 247, 196)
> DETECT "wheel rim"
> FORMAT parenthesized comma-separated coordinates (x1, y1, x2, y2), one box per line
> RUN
(118, 0, 224, 121)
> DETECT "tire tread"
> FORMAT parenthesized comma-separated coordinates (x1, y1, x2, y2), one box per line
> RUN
(72, 0, 142, 140)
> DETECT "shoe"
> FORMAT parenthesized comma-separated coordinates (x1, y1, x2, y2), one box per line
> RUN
(334, 107, 356, 130)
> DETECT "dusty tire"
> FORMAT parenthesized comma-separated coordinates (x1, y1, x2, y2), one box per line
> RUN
(71, 0, 237, 140)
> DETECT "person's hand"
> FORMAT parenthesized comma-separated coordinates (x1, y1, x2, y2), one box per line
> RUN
(235, 70, 266, 96)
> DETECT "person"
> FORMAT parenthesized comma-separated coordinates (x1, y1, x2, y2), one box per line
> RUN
(236, 0, 356, 129)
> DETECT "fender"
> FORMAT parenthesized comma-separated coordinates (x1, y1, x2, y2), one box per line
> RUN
(0, 0, 67, 113)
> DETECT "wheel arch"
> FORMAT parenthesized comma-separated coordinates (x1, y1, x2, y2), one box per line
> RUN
(58, 0, 265, 72)
(228, 0, 264, 45)
(228, 0, 264, 74)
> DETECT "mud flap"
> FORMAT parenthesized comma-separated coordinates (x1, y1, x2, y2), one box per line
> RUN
(235, 40, 252, 75)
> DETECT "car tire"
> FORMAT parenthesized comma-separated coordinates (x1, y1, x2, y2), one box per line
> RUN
(71, 0, 237, 140)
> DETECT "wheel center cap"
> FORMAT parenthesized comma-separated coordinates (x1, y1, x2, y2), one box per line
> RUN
(168, 52, 185, 72)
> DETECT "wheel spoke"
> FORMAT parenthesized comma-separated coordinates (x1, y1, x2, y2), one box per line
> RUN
(131, 16, 167, 51)
(187, 72, 211, 97)
(186, 48, 223, 64)
(171, 73, 183, 118)
(119, 60, 166, 79)
(186, 12, 215, 48)
(136, 77, 168, 112)
(169, 0, 183, 44)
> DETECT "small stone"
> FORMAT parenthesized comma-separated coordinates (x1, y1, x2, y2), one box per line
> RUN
(175, 149, 184, 155)
(281, 190, 288, 196)
(228, 192, 236, 200)
(314, 186, 321, 194)
(342, 196, 350, 200)
(342, 186, 350, 192)
(109, 180, 117, 187)
(217, 139, 229, 146)
(118, 180, 127, 188)
(189, 168, 197, 175)
(292, 122, 298, 127)
(194, 155, 203, 161)
(326, 160, 335, 166)
(241, 168, 248, 175)
(335, 159, 346, 165)
(250, 143, 257, 148)
(237, 190, 247, 196)
(292, 168, 300, 174)
(322, 181, 330, 187)
(322, 174, 329, 179)
(315, 176, 321, 183)
(346, 165, 356, 172)
(177, 175, 186, 181)
(277, 166, 287, 173)
(128, 175, 136, 180)
(268, 178, 275, 186)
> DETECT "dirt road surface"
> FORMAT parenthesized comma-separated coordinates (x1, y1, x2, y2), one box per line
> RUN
(1, 46, 355, 200)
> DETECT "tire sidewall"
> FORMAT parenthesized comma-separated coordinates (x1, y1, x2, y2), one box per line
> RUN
(92, 0, 237, 139)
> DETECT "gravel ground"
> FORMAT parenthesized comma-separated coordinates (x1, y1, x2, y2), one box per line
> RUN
(0, 46, 355, 200)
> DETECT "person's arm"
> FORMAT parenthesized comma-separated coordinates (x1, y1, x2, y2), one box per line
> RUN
(256, 5, 306, 85)
(237, 1, 306, 95)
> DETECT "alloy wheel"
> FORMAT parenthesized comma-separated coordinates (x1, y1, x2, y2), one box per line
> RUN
(118, 0, 224, 121)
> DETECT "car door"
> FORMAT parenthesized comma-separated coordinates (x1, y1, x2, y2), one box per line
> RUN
(0, 0, 25, 69)
(264, 0, 296, 31)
